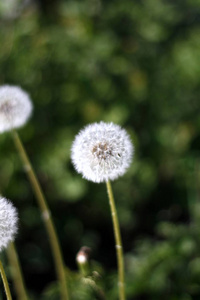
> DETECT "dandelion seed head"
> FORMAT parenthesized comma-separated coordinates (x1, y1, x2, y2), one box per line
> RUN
(71, 122, 133, 183)
(0, 85, 33, 133)
(0, 196, 18, 251)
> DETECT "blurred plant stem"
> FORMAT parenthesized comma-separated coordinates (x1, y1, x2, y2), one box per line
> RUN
(106, 180, 125, 300)
(11, 130, 69, 300)
(77, 260, 90, 277)
(0, 259, 12, 300)
(7, 242, 28, 300)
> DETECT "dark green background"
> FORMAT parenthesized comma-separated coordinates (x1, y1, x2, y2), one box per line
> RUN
(1, 0, 200, 299)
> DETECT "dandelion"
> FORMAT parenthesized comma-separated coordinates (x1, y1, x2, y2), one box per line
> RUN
(0, 85, 31, 300)
(0, 85, 69, 299)
(0, 85, 32, 133)
(71, 122, 133, 183)
(71, 122, 134, 300)
(0, 196, 18, 251)
(0, 196, 18, 300)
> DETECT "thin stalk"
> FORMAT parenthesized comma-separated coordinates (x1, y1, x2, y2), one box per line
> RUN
(11, 130, 69, 300)
(106, 180, 125, 300)
(7, 242, 28, 300)
(77, 260, 90, 278)
(0, 259, 12, 300)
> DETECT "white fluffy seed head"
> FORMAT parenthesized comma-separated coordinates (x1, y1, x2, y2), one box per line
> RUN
(0, 85, 33, 133)
(0, 196, 18, 252)
(71, 122, 134, 183)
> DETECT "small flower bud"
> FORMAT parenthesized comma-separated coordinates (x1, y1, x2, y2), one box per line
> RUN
(76, 246, 91, 276)
(76, 246, 91, 263)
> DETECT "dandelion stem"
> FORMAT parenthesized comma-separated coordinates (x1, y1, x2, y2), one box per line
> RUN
(106, 180, 125, 300)
(11, 130, 69, 300)
(0, 259, 12, 300)
(7, 242, 29, 300)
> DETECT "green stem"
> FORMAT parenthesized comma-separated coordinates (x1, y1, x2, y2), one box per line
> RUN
(0, 259, 12, 300)
(106, 180, 125, 300)
(6, 242, 29, 300)
(11, 130, 69, 300)
(77, 260, 90, 277)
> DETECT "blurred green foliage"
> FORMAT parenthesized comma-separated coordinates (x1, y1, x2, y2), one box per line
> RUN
(1, 0, 200, 299)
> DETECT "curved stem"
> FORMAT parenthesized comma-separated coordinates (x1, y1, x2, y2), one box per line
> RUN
(106, 180, 125, 300)
(6, 242, 29, 300)
(0, 259, 12, 300)
(11, 130, 69, 300)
